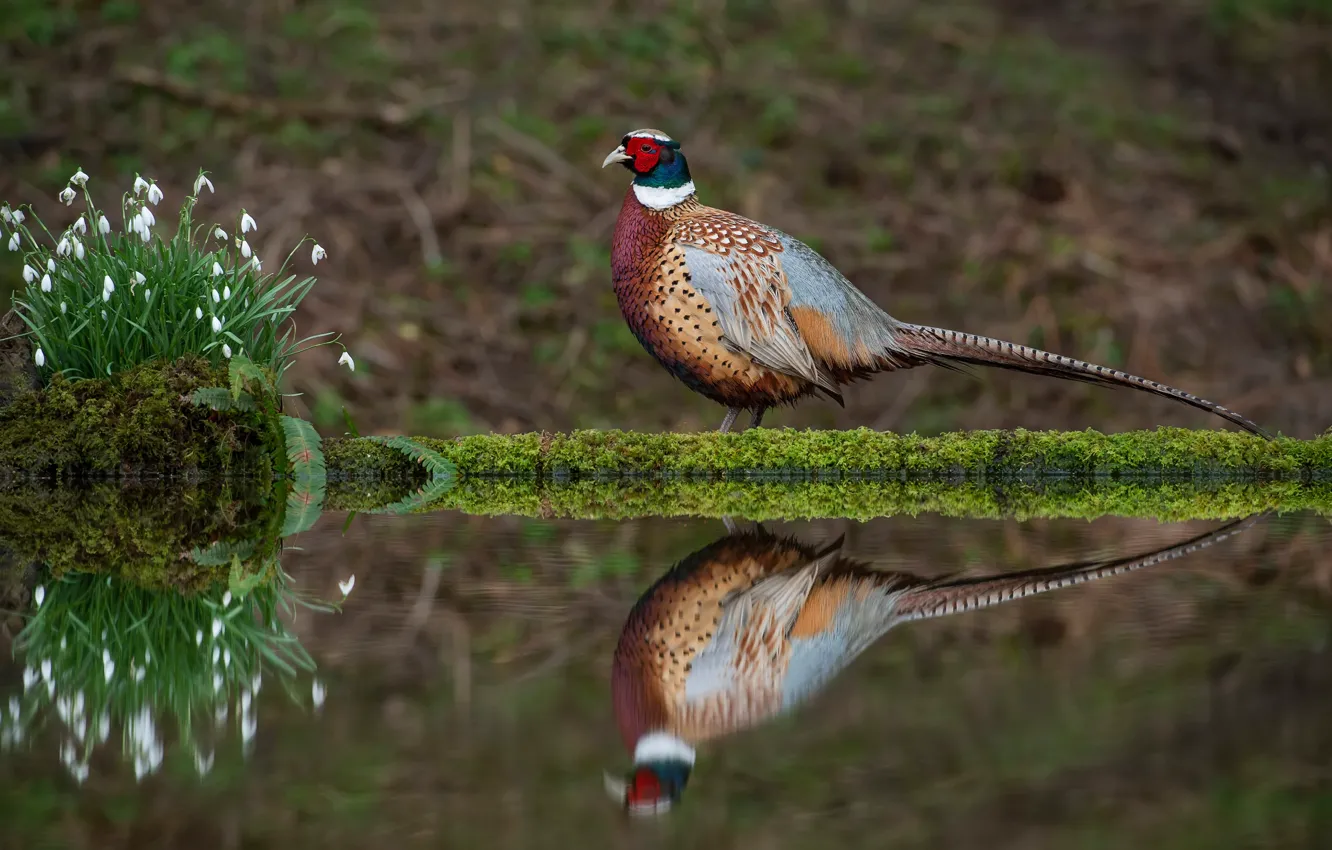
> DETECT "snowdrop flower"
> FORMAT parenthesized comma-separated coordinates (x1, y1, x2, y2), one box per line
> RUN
(194, 173, 214, 194)
(146, 182, 163, 205)
(212, 672, 223, 692)
(59, 186, 76, 205)
(22, 264, 36, 283)
(59, 302, 67, 315)
(252, 672, 262, 695)
(135, 665, 146, 683)
(212, 262, 223, 277)
(195, 306, 204, 320)
(11, 209, 23, 223)
(60, 636, 67, 652)
(103, 658, 115, 682)
(222, 590, 232, 607)
(55, 236, 70, 256)
(338, 351, 355, 371)
(72, 215, 87, 234)
(211, 287, 221, 303)
(101, 310, 107, 320)
(40, 274, 52, 292)
(33, 347, 45, 367)
(47, 258, 54, 271)
(102, 288, 111, 302)
(7, 232, 19, 251)
(239, 239, 252, 259)
(98, 214, 110, 234)
(240, 211, 256, 233)
(103, 275, 115, 294)
(211, 616, 223, 638)
(338, 575, 355, 597)
(211, 315, 222, 333)
(214, 227, 227, 240)
(40, 659, 52, 681)
(222, 343, 232, 359)
(312, 680, 326, 710)
(73, 239, 84, 260)
(195, 628, 204, 645)
(241, 711, 257, 745)
(223, 284, 231, 300)
(144, 288, 151, 301)
(133, 271, 146, 285)
(34, 585, 45, 606)
(0, 205, 9, 223)
(223, 647, 232, 667)
(70, 168, 89, 186)
(133, 175, 148, 195)
(22, 666, 38, 689)
(311, 243, 327, 264)
(252, 256, 262, 271)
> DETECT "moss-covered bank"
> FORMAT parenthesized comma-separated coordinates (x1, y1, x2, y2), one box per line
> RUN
(0, 356, 283, 477)
(321, 427, 1332, 480)
(323, 476, 1332, 522)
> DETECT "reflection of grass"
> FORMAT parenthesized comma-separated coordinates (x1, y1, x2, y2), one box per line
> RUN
(2, 562, 337, 782)
(325, 475, 1332, 522)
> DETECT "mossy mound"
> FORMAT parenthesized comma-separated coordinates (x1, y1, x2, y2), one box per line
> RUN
(0, 356, 282, 476)
(324, 476, 1332, 522)
(0, 478, 285, 592)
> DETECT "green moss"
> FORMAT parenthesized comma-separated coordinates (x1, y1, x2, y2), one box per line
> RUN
(0, 478, 285, 592)
(0, 356, 282, 476)
(322, 476, 1332, 522)
(320, 427, 1332, 479)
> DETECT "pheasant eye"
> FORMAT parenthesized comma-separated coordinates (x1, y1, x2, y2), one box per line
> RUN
(642, 145, 656, 154)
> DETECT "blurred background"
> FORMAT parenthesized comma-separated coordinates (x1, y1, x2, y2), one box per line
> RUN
(2, 0, 1329, 438)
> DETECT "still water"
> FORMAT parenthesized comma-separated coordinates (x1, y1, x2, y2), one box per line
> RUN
(1, 487, 1330, 849)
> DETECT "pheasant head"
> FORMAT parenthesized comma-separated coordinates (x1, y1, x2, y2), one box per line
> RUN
(602, 731, 696, 817)
(601, 129, 696, 209)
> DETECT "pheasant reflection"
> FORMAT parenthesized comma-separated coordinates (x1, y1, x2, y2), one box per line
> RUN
(604, 516, 1258, 816)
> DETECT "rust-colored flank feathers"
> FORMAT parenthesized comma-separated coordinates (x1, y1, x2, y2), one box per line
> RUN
(602, 130, 1272, 437)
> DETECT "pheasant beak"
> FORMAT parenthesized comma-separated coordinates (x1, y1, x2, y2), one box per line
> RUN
(601, 145, 631, 168)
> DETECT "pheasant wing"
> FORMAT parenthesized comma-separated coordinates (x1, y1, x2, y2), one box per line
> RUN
(672, 213, 838, 393)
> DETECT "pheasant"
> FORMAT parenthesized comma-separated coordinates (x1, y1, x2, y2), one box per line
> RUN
(602, 516, 1258, 816)
(602, 130, 1271, 438)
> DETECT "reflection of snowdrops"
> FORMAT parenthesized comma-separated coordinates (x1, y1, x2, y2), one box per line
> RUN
(4, 571, 339, 784)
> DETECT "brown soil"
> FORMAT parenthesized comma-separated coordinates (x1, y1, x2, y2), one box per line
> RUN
(2, 0, 1329, 441)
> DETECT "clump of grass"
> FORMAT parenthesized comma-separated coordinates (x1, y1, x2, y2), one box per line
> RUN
(2, 166, 338, 384)
(0, 557, 341, 783)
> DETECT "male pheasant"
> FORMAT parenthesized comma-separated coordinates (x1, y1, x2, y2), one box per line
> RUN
(603, 517, 1257, 816)
(602, 130, 1271, 437)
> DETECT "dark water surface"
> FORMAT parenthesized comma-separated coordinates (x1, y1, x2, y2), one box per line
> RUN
(2, 492, 1330, 849)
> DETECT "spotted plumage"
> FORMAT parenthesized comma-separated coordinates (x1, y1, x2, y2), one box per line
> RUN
(603, 516, 1258, 815)
(602, 130, 1271, 437)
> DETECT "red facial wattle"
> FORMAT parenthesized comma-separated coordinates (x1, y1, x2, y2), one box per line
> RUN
(626, 768, 663, 805)
(626, 138, 662, 174)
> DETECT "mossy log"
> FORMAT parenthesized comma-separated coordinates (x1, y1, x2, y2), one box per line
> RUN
(319, 428, 1332, 480)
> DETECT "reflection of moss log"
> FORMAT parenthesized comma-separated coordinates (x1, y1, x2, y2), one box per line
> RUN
(0, 479, 285, 591)
(0, 356, 282, 476)
(323, 476, 1332, 522)
(321, 428, 1332, 479)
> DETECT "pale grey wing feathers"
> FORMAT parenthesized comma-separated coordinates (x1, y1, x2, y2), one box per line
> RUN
(676, 242, 838, 392)
(680, 554, 832, 705)
(770, 232, 903, 359)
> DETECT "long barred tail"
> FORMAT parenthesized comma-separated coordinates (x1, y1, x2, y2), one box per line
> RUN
(893, 515, 1261, 622)
(892, 323, 1272, 439)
